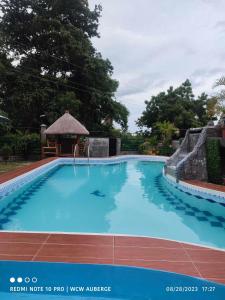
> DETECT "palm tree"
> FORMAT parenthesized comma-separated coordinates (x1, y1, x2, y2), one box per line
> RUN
(155, 121, 179, 144)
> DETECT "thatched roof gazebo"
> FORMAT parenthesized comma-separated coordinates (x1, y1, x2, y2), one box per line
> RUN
(45, 111, 89, 136)
(42, 111, 89, 158)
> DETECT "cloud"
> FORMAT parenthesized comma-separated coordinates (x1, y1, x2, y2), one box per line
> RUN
(190, 68, 225, 90)
(215, 21, 225, 29)
(89, 0, 225, 132)
(191, 68, 225, 77)
(116, 72, 160, 97)
(214, 20, 225, 33)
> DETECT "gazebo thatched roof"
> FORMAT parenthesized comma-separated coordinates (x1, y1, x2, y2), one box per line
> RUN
(45, 111, 89, 135)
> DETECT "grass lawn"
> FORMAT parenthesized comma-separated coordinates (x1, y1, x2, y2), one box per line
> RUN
(0, 161, 33, 174)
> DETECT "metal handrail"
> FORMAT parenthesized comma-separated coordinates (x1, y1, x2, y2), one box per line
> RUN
(87, 143, 90, 165)
(73, 144, 78, 164)
(74, 142, 90, 165)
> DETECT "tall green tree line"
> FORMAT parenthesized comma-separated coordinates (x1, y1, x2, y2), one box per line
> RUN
(0, 0, 128, 133)
(137, 79, 215, 134)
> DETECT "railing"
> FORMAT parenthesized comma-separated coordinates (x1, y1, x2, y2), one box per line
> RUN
(74, 142, 90, 165)
(73, 144, 78, 164)
(87, 143, 90, 165)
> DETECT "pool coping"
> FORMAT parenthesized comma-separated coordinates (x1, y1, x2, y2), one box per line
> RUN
(0, 232, 224, 286)
(163, 171, 225, 204)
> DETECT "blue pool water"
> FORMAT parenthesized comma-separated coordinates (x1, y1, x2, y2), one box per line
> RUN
(0, 160, 225, 248)
(0, 261, 224, 299)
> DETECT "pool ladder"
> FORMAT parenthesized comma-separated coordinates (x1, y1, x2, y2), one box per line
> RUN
(73, 144, 77, 165)
(73, 143, 90, 165)
(86, 143, 90, 164)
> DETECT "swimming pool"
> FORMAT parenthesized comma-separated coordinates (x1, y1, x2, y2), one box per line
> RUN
(0, 159, 225, 249)
(0, 261, 224, 299)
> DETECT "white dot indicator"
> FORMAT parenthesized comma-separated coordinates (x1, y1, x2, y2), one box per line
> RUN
(32, 277, 38, 283)
(17, 277, 23, 283)
(10, 277, 15, 283)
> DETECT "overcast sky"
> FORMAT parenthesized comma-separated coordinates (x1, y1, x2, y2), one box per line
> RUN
(89, 0, 225, 132)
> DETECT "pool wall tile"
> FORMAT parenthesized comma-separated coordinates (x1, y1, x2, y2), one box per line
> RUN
(163, 171, 225, 204)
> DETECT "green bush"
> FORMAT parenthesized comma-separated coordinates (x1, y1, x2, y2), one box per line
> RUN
(19, 133, 41, 159)
(121, 135, 144, 152)
(0, 144, 12, 161)
(139, 136, 158, 154)
(206, 138, 222, 184)
(158, 144, 175, 156)
(0, 132, 41, 159)
(139, 136, 175, 156)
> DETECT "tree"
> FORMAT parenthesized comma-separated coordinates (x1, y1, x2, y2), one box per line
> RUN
(137, 80, 211, 133)
(214, 76, 225, 115)
(0, 144, 12, 162)
(155, 121, 178, 144)
(206, 96, 220, 120)
(0, 107, 10, 135)
(0, 0, 128, 132)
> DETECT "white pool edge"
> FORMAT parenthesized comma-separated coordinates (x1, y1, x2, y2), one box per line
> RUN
(163, 169, 225, 204)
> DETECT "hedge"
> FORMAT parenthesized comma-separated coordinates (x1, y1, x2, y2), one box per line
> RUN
(0, 133, 41, 159)
(206, 138, 222, 184)
(121, 136, 145, 152)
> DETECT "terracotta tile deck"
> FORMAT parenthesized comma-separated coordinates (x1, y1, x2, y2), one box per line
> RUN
(185, 180, 225, 193)
(0, 232, 224, 285)
(0, 157, 57, 184)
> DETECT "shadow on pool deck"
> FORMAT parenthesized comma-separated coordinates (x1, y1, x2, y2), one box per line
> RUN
(0, 232, 224, 285)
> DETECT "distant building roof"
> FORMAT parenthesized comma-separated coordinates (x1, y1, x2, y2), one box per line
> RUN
(45, 111, 89, 135)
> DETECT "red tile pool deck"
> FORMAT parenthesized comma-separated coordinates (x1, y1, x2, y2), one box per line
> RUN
(0, 232, 224, 285)
(185, 179, 225, 193)
(0, 158, 225, 285)
(0, 157, 57, 184)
